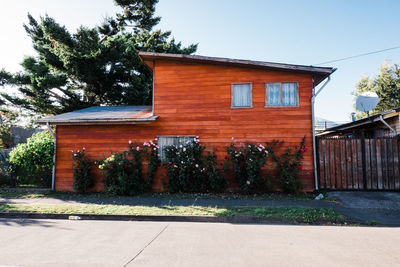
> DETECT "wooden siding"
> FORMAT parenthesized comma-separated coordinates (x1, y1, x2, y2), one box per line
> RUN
(55, 60, 315, 191)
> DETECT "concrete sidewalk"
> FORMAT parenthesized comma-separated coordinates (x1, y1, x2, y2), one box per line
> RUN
(0, 219, 399, 267)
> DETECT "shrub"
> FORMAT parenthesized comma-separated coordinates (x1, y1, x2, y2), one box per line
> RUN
(164, 138, 227, 193)
(8, 131, 54, 187)
(98, 140, 160, 195)
(269, 137, 306, 193)
(72, 148, 94, 193)
(227, 143, 271, 193)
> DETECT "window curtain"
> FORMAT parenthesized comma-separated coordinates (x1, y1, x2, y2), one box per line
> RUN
(158, 136, 195, 161)
(233, 84, 251, 107)
(268, 84, 281, 105)
(282, 83, 297, 106)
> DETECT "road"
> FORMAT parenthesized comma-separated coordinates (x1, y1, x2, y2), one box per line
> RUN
(0, 218, 399, 267)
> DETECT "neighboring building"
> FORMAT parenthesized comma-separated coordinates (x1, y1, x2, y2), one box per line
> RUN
(37, 52, 335, 192)
(318, 108, 400, 138)
(315, 116, 342, 133)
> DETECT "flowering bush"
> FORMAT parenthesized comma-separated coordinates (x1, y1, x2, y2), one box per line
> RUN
(98, 140, 160, 195)
(164, 137, 227, 192)
(72, 148, 93, 193)
(8, 131, 54, 187)
(227, 143, 272, 193)
(269, 137, 306, 193)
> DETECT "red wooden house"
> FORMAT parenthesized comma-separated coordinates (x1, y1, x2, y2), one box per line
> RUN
(37, 52, 335, 192)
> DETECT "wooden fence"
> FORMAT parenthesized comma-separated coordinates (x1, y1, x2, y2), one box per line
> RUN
(316, 137, 400, 190)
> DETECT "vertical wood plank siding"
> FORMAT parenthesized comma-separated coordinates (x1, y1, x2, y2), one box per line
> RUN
(55, 60, 315, 192)
(318, 137, 400, 190)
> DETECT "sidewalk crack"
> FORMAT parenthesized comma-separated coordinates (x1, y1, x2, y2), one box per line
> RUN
(123, 224, 169, 266)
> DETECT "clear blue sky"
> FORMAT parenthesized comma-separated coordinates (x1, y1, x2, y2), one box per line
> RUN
(1, 0, 399, 122)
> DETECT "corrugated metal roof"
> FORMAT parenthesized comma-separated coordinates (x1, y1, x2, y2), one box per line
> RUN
(36, 106, 157, 125)
(138, 51, 336, 86)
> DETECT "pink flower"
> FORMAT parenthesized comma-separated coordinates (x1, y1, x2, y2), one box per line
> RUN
(82, 147, 85, 150)
(74, 154, 77, 157)
(196, 136, 199, 138)
(195, 164, 199, 168)
(128, 140, 132, 144)
(143, 142, 148, 146)
(154, 138, 158, 141)
(173, 164, 178, 168)
(297, 165, 303, 170)
(136, 146, 140, 151)
(153, 148, 157, 151)
(183, 147, 186, 152)
(157, 154, 160, 157)
(155, 145, 159, 149)
(246, 181, 250, 185)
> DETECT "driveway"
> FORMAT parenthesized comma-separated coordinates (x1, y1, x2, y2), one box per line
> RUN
(327, 191, 400, 226)
(0, 219, 399, 267)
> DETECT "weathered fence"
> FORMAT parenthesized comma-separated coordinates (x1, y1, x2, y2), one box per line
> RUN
(317, 137, 400, 190)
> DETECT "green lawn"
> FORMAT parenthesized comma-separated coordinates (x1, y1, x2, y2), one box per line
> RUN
(0, 203, 345, 224)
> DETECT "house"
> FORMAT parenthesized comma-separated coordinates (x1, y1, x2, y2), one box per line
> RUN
(37, 52, 335, 192)
(317, 108, 400, 138)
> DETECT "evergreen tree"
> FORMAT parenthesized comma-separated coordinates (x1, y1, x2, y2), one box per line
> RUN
(0, 0, 197, 115)
(353, 61, 400, 118)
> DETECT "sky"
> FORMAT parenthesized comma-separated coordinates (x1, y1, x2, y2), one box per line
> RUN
(1, 0, 399, 122)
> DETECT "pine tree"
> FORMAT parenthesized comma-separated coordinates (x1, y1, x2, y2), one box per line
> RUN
(0, 0, 197, 116)
(353, 61, 400, 118)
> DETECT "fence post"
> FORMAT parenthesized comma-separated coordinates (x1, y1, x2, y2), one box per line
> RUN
(361, 135, 367, 189)
(315, 136, 321, 189)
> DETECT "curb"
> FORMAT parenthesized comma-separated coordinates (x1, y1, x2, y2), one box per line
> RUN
(0, 212, 294, 224)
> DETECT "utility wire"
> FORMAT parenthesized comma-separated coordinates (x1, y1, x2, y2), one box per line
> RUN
(315, 45, 400, 65)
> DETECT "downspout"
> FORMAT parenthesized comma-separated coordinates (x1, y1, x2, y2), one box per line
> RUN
(311, 75, 332, 191)
(379, 115, 397, 136)
(46, 122, 56, 190)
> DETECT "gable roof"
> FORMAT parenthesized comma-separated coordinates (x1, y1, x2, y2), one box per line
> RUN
(138, 51, 336, 86)
(36, 106, 158, 125)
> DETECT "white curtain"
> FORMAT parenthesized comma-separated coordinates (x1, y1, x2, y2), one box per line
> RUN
(282, 83, 297, 106)
(158, 136, 195, 161)
(233, 84, 251, 107)
(268, 84, 281, 105)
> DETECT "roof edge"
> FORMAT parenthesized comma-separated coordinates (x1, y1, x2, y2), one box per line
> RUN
(36, 116, 159, 125)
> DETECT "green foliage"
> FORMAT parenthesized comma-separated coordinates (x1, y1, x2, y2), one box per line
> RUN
(269, 137, 306, 193)
(227, 143, 272, 193)
(164, 138, 227, 193)
(98, 140, 160, 195)
(0, 108, 18, 149)
(0, 0, 197, 116)
(8, 131, 54, 187)
(72, 148, 94, 193)
(353, 61, 400, 118)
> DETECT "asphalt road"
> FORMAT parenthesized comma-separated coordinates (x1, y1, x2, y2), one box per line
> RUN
(1, 219, 400, 267)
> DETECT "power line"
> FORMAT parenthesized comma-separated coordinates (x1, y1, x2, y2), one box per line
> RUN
(315, 45, 400, 65)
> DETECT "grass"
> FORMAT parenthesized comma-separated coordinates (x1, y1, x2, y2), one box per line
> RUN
(0, 203, 345, 224)
(0, 189, 322, 201)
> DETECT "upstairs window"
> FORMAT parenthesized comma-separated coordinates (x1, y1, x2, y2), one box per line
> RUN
(231, 83, 252, 108)
(266, 82, 298, 107)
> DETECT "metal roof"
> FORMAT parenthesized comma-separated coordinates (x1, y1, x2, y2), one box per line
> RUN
(138, 51, 336, 86)
(317, 107, 400, 136)
(36, 106, 158, 125)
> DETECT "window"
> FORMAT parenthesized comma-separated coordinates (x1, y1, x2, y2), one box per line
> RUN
(231, 83, 252, 108)
(158, 136, 195, 162)
(265, 82, 298, 107)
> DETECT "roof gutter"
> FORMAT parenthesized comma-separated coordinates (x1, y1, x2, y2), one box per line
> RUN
(311, 75, 332, 191)
(46, 122, 56, 191)
(379, 115, 397, 136)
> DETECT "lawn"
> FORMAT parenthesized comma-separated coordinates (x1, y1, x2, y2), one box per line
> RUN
(0, 203, 345, 224)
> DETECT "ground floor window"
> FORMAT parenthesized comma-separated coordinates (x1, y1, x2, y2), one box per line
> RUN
(158, 136, 195, 161)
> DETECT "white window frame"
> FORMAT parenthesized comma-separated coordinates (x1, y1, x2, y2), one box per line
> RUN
(157, 135, 195, 162)
(231, 82, 253, 109)
(265, 82, 299, 107)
